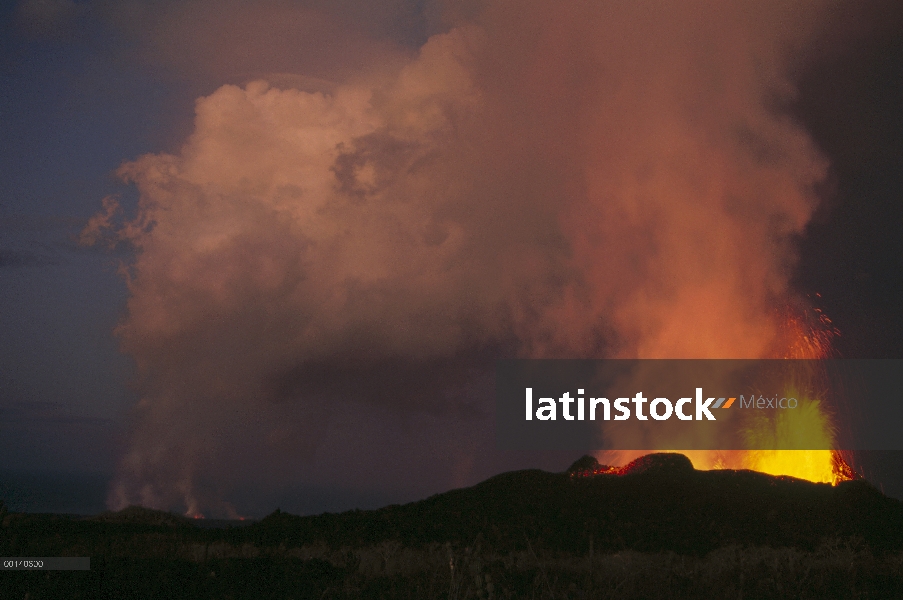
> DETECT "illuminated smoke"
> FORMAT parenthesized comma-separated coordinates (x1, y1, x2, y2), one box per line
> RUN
(90, 0, 830, 514)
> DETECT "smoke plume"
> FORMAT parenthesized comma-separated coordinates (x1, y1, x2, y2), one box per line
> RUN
(90, 0, 830, 515)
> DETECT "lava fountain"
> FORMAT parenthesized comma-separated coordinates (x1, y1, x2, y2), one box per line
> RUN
(599, 304, 856, 485)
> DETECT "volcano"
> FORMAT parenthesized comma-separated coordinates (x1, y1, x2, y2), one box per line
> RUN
(5, 453, 903, 598)
(248, 453, 901, 554)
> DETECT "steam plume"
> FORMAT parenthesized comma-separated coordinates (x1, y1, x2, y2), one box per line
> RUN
(91, 0, 829, 514)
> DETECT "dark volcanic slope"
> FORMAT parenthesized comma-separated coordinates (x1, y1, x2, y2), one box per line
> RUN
(3, 453, 902, 558)
(248, 454, 903, 554)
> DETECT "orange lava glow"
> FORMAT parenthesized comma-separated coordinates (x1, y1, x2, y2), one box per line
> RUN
(747, 306, 850, 484)
(601, 306, 855, 485)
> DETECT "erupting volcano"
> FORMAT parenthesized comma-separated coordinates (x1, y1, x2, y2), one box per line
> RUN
(76, 0, 888, 519)
(600, 305, 858, 486)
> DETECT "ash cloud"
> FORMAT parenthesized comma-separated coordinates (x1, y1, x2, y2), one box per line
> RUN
(92, 0, 832, 515)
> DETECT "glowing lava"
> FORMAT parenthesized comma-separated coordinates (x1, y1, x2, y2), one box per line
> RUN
(600, 305, 855, 485)
(747, 305, 851, 484)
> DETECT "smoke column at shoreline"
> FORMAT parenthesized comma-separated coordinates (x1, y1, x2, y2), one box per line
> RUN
(86, 0, 830, 515)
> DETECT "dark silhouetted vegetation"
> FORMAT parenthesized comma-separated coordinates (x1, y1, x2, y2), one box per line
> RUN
(3, 454, 903, 598)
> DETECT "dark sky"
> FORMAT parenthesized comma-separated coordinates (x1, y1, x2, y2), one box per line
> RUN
(792, 1, 903, 360)
(0, 0, 901, 517)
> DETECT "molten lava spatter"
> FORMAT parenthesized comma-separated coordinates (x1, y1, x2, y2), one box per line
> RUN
(600, 306, 857, 485)
(573, 452, 859, 485)
(746, 305, 851, 484)
(569, 453, 696, 478)
(831, 451, 862, 485)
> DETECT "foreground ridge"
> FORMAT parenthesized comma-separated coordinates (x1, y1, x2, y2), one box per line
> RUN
(3, 454, 903, 599)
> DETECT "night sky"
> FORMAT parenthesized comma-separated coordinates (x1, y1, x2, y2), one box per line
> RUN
(1, 0, 901, 517)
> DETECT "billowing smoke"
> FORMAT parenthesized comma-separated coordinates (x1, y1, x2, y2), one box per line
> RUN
(87, 0, 829, 515)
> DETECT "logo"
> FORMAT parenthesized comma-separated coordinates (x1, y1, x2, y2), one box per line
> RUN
(523, 388, 794, 422)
